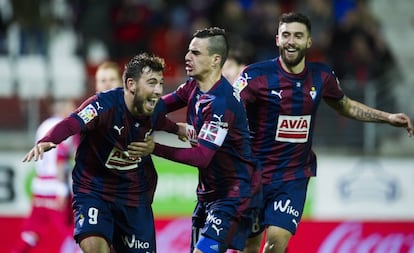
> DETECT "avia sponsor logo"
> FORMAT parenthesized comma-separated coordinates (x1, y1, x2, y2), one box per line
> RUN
(122, 234, 151, 250)
(105, 147, 141, 170)
(273, 199, 299, 217)
(319, 222, 414, 253)
(275, 115, 311, 143)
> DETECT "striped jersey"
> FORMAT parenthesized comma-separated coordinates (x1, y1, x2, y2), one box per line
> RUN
(39, 88, 157, 206)
(234, 57, 344, 184)
(33, 116, 76, 201)
(154, 77, 261, 202)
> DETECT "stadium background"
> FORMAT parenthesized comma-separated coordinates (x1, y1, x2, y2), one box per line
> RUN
(0, 0, 413, 252)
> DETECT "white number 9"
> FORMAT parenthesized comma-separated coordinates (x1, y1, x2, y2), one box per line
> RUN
(88, 207, 99, 224)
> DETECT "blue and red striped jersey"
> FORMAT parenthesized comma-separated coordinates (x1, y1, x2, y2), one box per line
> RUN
(234, 57, 344, 184)
(154, 77, 261, 202)
(40, 88, 157, 206)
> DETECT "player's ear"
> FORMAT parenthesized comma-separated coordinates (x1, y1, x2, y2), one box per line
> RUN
(212, 54, 221, 68)
(307, 37, 312, 49)
(126, 78, 136, 94)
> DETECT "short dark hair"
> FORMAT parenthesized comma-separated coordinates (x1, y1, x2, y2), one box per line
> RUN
(123, 52, 165, 86)
(278, 12, 312, 34)
(193, 27, 228, 66)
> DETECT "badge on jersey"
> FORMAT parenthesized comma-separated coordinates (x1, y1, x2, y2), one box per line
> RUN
(233, 72, 250, 93)
(77, 104, 98, 124)
(105, 147, 141, 170)
(199, 121, 228, 147)
(275, 115, 311, 143)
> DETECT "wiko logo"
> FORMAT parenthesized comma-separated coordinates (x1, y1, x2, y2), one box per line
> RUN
(122, 234, 150, 249)
(273, 199, 299, 217)
(206, 212, 222, 226)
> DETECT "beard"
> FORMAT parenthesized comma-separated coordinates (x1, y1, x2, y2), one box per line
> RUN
(133, 95, 146, 115)
(279, 47, 306, 68)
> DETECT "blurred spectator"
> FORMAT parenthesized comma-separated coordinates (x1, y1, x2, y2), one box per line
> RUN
(0, 0, 12, 54)
(329, 0, 396, 83)
(11, 0, 51, 56)
(71, 0, 116, 60)
(94, 61, 123, 92)
(111, 0, 154, 61)
(297, 0, 334, 62)
(245, 0, 281, 61)
(223, 35, 254, 84)
(210, 0, 250, 37)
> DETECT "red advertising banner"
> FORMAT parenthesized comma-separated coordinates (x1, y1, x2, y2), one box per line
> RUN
(289, 220, 414, 253)
(2, 217, 414, 253)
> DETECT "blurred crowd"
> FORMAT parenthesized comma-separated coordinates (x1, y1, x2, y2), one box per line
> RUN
(0, 0, 399, 148)
(0, 0, 397, 83)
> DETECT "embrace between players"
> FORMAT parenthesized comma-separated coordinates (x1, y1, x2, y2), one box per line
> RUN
(23, 12, 413, 253)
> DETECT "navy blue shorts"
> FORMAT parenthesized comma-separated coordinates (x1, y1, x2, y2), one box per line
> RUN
(191, 197, 255, 251)
(73, 192, 156, 252)
(262, 177, 310, 234)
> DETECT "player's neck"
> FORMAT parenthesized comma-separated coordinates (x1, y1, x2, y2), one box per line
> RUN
(197, 70, 222, 92)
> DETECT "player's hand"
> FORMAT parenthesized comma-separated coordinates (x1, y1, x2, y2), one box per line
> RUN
(176, 122, 188, 142)
(22, 142, 57, 162)
(127, 136, 155, 159)
(388, 113, 413, 137)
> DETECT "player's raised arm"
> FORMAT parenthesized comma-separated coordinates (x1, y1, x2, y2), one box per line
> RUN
(22, 142, 57, 162)
(326, 96, 414, 137)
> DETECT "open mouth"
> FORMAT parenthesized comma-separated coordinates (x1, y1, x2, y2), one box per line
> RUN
(145, 97, 158, 111)
(285, 48, 297, 56)
(185, 63, 193, 72)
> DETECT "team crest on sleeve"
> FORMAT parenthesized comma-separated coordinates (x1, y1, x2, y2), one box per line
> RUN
(198, 116, 228, 146)
(77, 104, 98, 124)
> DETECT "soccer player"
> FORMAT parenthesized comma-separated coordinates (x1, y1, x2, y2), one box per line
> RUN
(22, 52, 166, 253)
(13, 99, 77, 253)
(233, 12, 414, 253)
(150, 27, 262, 253)
(95, 61, 123, 92)
(222, 38, 253, 84)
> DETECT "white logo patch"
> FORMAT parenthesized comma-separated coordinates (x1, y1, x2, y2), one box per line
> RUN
(105, 147, 141, 170)
(77, 104, 98, 124)
(198, 121, 228, 146)
(275, 115, 311, 143)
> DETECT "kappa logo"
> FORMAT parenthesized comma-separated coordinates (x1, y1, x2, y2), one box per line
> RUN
(212, 224, 223, 236)
(271, 89, 283, 99)
(113, 125, 124, 135)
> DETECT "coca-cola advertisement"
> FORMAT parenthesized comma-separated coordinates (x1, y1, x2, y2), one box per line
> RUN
(289, 220, 414, 253)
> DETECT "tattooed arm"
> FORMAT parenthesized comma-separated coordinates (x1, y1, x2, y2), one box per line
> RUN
(325, 95, 413, 137)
